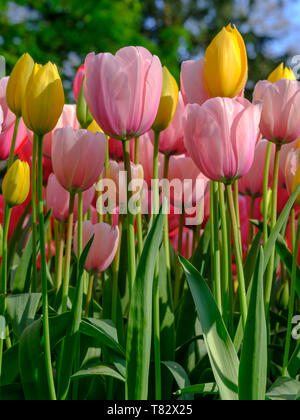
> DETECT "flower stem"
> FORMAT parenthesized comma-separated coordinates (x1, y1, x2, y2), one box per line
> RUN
(37, 134, 56, 400)
(162, 154, 172, 305)
(263, 143, 272, 245)
(56, 221, 65, 294)
(234, 180, 242, 255)
(62, 192, 75, 313)
(7, 117, 20, 169)
(31, 134, 38, 292)
(134, 137, 143, 258)
(219, 183, 229, 326)
(226, 184, 247, 329)
(111, 221, 123, 326)
(174, 212, 184, 305)
(247, 195, 256, 254)
(152, 131, 160, 218)
(210, 181, 222, 312)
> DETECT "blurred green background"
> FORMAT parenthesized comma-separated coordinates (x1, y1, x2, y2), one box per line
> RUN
(0, 0, 299, 100)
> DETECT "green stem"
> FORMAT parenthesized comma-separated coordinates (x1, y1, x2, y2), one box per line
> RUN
(134, 136, 143, 259)
(31, 134, 38, 292)
(291, 208, 296, 251)
(282, 216, 300, 376)
(162, 154, 172, 306)
(263, 143, 272, 245)
(84, 274, 95, 318)
(174, 212, 185, 305)
(7, 117, 20, 169)
(226, 184, 248, 329)
(56, 221, 65, 294)
(212, 181, 222, 312)
(219, 183, 229, 326)
(234, 180, 242, 255)
(37, 135, 56, 400)
(62, 193, 75, 313)
(152, 131, 160, 218)
(265, 144, 281, 311)
(122, 140, 136, 297)
(247, 196, 256, 254)
(153, 266, 161, 400)
(111, 222, 122, 326)
(77, 192, 83, 277)
(134, 136, 140, 165)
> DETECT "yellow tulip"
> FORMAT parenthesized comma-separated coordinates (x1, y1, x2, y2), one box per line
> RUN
(152, 66, 179, 132)
(292, 165, 300, 205)
(88, 120, 103, 133)
(6, 53, 35, 117)
(204, 24, 248, 98)
(22, 62, 65, 135)
(2, 160, 30, 207)
(268, 63, 296, 83)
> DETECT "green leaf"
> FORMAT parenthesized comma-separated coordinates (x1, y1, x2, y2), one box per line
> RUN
(162, 361, 193, 400)
(6, 293, 41, 339)
(180, 256, 239, 401)
(0, 345, 19, 386)
(0, 384, 24, 400)
(174, 383, 218, 397)
(238, 248, 267, 401)
(275, 235, 300, 299)
(125, 209, 164, 400)
(72, 365, 125, 382)
(288, 339, 300, 378)
(267, 377, 300, 401)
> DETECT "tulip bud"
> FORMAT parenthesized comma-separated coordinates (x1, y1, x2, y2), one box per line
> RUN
(6, 53, 35, 117)
(22, 62, 65, 135)
(76, 76, 93, 129)
(152, 66, 179, 132)
(204, 24, 248, 98)
(260, 188, 272, 219)
(2, 159, 30, 207)
(276, 282, 290, 311)
(268, 63, 296, 83)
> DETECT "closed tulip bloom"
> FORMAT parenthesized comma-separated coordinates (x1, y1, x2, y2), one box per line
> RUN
(46, 173, 95, 221)
(84, 46, 162, 140)
(152, 66, 179, 132)
(73, 64, 85, 101)
(267, 63, 296, 83)
(52, 127, 106, 193)
(181, 58, 211, 106)
(6, 53, 34, 117)
(73, 221, 119, 273)
(239, 140, 275, 197)
(278, 139, 300, 188)
(2, 159, 30, 207)
(285, 149, 300, 201)
(253, 79, 300, 144)
(22, 62, 65, 135)
(150, 92, 186, 156)
(183, 97, 262, 183)
(0, 77, 27, 159)
(203, 24, 248, 98)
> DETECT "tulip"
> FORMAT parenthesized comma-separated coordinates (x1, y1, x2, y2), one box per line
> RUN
(52, 127, 106, 193)
(138, 132, 163, 185)
(84, 46, 163, 140)
(203, 24, 248, 98)
(180, 58, 211, 106)
(253, 79, 300, 144)
(278, 139, 300, 188)
(285, 148, 300, 205)
(2, 159, 30, 207)
(268, 63, 296, 83)
(73, 64, 85, 101)
(183, 97, 262, 183)
(6, 53, 34, 117)
(22, 62, 65, 136)
(46, 173, 95, 222)
(0, 105, 3, 132)
(152, 66, 178, 132)
(239, 140, 275, 197)
(76, 76, 93, 129)
(109, 137, 134, 162)
(73, 221, 119, 273)
(150, 92, 186, 156)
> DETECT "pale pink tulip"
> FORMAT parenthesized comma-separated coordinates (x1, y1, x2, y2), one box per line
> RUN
(46, 173, 95, 221)
(180, 59, 210, 106)
(52, 127, 106, 193)
(84, 46, 162, 140)
(239, 140, 275, 197)
(253, 79, 300, 144)
(183, 97, 262, 182)
(73, 221, 119, 273)
(0, 77, 27, 159)
(149, 92, 186, 156)
(285, 148, 300, 196)
(278, 139, 299, 188)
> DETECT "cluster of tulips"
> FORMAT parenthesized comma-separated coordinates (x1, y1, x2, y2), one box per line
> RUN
(0, 23, 300, 401)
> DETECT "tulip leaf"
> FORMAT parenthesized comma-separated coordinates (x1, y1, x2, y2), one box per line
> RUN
(267, 377, 300, 401)
(6, 293, 41, 339)
(162, 361, 193, 400)
(125, 209, 164, 400)
(180, 256, 239, 401)
(275, 234, 300, 299)
(174, 383, 218, 397)
(72, 364, 125, 383)
(238, 248, 267, 401)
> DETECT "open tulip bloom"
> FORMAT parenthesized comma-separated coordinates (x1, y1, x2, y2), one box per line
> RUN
(1, 24, 300, 403)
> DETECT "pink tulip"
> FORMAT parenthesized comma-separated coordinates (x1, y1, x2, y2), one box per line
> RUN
(285, 148, 300, 196)
(0, 77, 27, 159)
(239, 140, 275, 197)
(46, 173, 95, 221)
(27, 104, 80, 158)
(73, 64, 85, 101)
(253, 79, 300, 144)
(170, 228, 194, 259)
(278, 139, 299, 188)
(73, 221, 119, 273)
(84, 46, 163, 140)
(162, 154, 209, 209)
(149, 92, 186, 156)
(109, 137, 134, 162)
(138, 132, 163, 185)
(183, 97, 262, 182)
(180, 59, 210, 106)
(52, 127, 106, 193)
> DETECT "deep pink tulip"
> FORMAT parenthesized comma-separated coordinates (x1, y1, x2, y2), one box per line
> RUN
(253, 79, 300, 144)
(52, 127, 106, 193)
(73, 221, 119, 273)
(109, 137, 134, 162)
(138, 132, 163, 186)
(46, 173, 95, 221)
(0, 77, 27, 159)
(239, 140, 275, 197)
(149, 92, 186, 156)
(27, 104, 79, 158)
(162, 154, 209, 209)
(73, 64, 85, 101)
(183, 97, 262, 182)
(84, 46, 163, 140)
